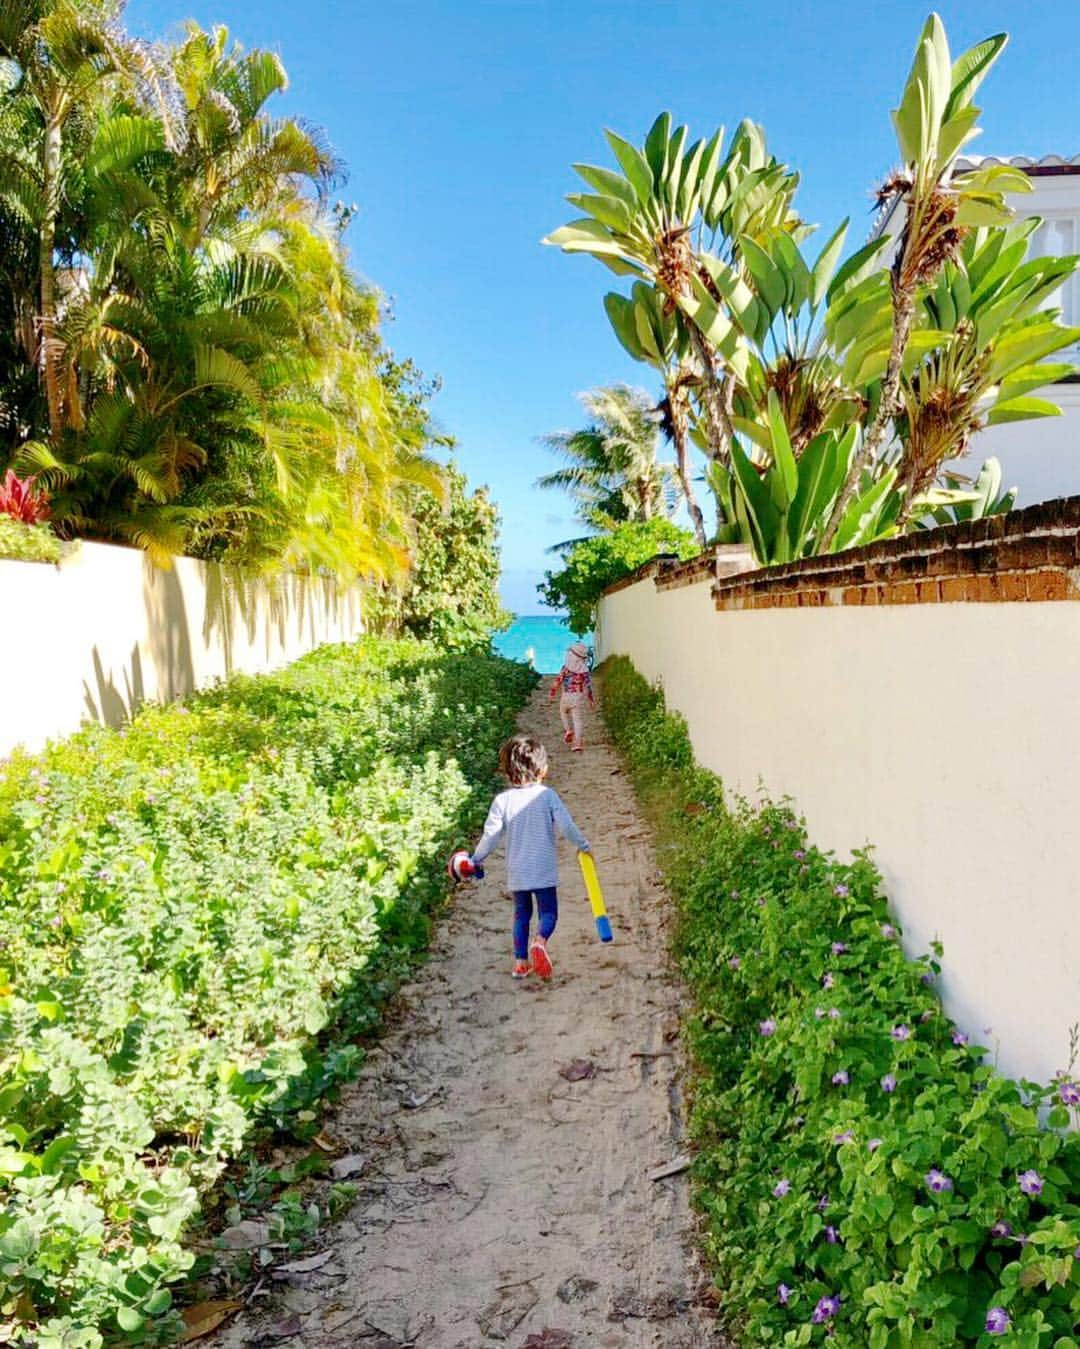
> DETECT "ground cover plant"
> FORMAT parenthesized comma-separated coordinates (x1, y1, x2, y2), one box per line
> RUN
(0, 638, 536, 1346)
(601, 656, 1080, 1347)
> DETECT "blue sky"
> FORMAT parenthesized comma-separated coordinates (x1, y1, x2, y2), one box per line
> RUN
(126, 0, 1080, 613)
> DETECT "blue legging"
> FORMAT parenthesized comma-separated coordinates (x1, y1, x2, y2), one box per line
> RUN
(512, 887, 558, 961)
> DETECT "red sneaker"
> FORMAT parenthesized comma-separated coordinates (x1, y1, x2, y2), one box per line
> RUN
(511, 960, 530, 980)
(563, 730, 573, 744)
(530, 935, 553, 980)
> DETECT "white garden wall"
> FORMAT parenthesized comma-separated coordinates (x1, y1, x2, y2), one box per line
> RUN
(0, 541, 364, 756)
(597, 566, 1080, 1085)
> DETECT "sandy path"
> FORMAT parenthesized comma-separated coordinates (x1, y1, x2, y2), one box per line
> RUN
(214, 680, 720, 1348)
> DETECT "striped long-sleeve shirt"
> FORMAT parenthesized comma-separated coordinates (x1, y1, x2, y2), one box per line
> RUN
(472, 783, 589, 891)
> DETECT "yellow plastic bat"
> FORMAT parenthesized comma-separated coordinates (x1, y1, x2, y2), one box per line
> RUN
(578, 850, 613, 942)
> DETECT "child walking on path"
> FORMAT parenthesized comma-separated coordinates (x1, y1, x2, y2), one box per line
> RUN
(548, 641, 594, 751)
(470, 734, 590, 980)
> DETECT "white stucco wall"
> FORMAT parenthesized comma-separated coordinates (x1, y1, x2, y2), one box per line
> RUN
(598, 575, 1080, 1084)
(0, 541, 365, 756)
(968, 385, 1080, 505)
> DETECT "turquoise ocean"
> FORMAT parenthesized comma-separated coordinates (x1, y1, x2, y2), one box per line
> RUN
(493, 615, 593, 675)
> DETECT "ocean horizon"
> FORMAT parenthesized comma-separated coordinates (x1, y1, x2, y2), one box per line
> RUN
(493, 614, 593, 675)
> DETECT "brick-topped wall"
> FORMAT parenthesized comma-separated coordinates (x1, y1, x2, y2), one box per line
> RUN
(712, 497, 1080, 611)
(594, 495, 1080, 1085)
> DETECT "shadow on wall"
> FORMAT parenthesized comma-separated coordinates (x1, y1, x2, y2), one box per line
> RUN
(82, 643, 146, 728)
(143, 557, 195, 700)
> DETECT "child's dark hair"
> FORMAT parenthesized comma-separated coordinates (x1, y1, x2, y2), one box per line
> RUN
(499, 734, 549, 786)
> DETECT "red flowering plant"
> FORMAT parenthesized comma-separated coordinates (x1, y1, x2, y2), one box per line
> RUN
(0, 469, 50, 524)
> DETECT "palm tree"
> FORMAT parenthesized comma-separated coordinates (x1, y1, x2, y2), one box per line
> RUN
(0, 0, 181, 442)
(538, 384, 677, 547)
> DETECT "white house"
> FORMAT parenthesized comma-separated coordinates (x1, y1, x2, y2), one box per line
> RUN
(955, 155, 1080, 503)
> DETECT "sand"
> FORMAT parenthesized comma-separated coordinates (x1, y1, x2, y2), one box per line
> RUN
(211, 679, 722, 1348)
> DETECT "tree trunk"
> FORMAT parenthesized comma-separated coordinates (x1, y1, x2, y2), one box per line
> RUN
(819, 275, 916, 552)
(669, 381, 707, 549)
(40, 113, 63, 442)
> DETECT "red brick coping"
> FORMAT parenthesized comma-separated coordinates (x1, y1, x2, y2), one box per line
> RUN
(600, 498, 1080, 611)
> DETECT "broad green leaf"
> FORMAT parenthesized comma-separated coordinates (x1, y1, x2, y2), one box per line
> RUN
(603, 292, 646, 362)
(986, 395, 1063, 425)
(833, 467, 899, 551)
(997, 363, 1076, 404)
(572, 162, 639, 210)
(827, 236, 893, 303)
(945, 32, 1007, 119)
(989, 325, 1080, 381)
(766, 389, 797, 507)
(810, 219, 848, 310)
(565, 192, 633, 233)
(604, 130, 654, 205)
(644, 112, 672, 185)
(740, 236, 785, 317)
(730, 438, 781, 562)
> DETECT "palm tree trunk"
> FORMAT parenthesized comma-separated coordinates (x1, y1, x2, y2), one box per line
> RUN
(40, 112, 63, 442)
(686, 326, 734, 463)
(819, 276, 916, 551)
(669, 382, 707, 549)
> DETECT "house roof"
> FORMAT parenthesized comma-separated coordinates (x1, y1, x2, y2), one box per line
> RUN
(956, 153, 1080, 176)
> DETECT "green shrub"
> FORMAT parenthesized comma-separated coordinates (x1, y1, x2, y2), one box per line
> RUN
(0, 639, 535, 1346)
(0, 517, 61, 563)
(538, 519, 698, 634)
(601, 656, 1080, 1347)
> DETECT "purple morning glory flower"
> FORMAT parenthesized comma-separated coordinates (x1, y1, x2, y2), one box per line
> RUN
(881, 922, 896, 938)
(773, 1178, 791, 1197)
(822, 972, 835, 989)
(825, 1225, 839, 1244)
(827, 1008, 841, 1021)
(990, 1221, 1012, 1238)
(925, 1168, 953, 1193)
(881, 1073, 897, 1093)
(985, 1308, 1010, 1335)
(757, 897, 767, 908)
(868, 1138, 883, 1152)
(1059, 1081, 1080, 1106)
(814, 1007, 825, 1019)
(793, 849, 805, 860)
(891, 1024, 911, 1041)
(832, 1070, 849, 1086)
(759, 1019, 776, 1037)
(831, 942, 847, 956)
(834, 883, 850, 898)
(811, 1294, 841, 1324)
(730, 889, 740, 899)
(833, 1130, 854, 1145)
(952, 1030, 969, 1047)
(728, 956, 741, 970)
(1018, 1170, 1043, 1197)
(1014, 1232, 1032, 1248)
(1074, 1244, 1080, 1260)
(777, 1283, 791, 1306)
(921, 972, 934, 985)
(816, 1193, 830, 1212)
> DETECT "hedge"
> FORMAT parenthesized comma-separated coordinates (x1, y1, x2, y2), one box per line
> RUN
(0, 639, 535, 1346)
(601, 656, 1080, 1348)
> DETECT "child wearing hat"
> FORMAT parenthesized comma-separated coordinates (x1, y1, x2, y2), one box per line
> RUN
(548, 641, 595, 752)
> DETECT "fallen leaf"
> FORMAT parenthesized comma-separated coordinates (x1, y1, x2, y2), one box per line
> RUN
(648, 1153, 693, 1182)
(274, 1249, 334, 1276)
(558, 1059, 596, 1082)
(219, 1219, 270, 1250)
(401, 1087, 439, 1110)
(557, 1274, 598, 1304)
(329, 1152, 366, 1179)
(311, 1131, 336, 1152)
(179, 1300, 242, 1343)
(523, 1331, 574, 1348)
(684, 801, 706, 815)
